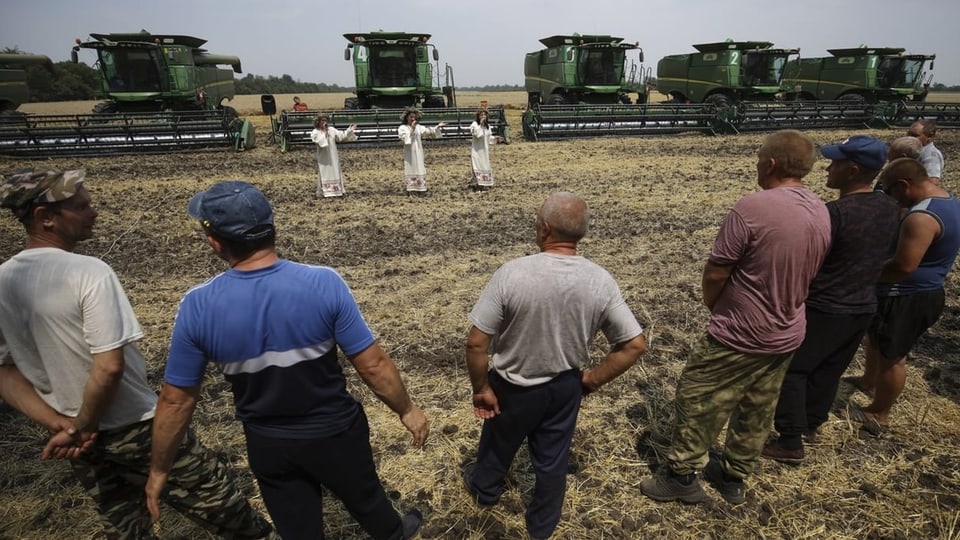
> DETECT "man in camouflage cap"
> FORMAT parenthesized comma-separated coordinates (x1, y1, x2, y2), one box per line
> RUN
(0, 169, 278, 540)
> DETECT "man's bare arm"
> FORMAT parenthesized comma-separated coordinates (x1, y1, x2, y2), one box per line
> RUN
(879, 212, 940, 283)
(702, 261, 735, 310)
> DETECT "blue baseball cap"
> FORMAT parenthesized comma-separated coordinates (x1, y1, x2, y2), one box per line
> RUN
(820, 135, 888, 171)
(187, 181, 274, 241)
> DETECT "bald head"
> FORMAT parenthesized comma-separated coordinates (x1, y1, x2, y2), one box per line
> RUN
(538, 192, 589, 242)
(888, 136, 921, 161)
(880, 157, 928, 186)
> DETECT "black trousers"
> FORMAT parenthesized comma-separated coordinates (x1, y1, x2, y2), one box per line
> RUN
(244, 410, 402, 540)
(774, 308, 874, 446)
(472, 369, 582, 539)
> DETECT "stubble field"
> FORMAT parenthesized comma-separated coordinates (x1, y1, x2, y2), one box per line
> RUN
(2, 92, 959, 539)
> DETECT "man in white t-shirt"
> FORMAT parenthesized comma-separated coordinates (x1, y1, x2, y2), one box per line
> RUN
(464, 192, 648, 540)
(908, 119, 945, 184)
(0, 169, 276, 540)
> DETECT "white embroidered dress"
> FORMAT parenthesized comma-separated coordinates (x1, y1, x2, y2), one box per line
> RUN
(470, 121, 498, 187)
(398, 123, 442, 191)
(310, 126, 357, 197)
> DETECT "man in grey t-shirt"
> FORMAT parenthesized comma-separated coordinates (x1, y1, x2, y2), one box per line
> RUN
(464, 192, 647, 540)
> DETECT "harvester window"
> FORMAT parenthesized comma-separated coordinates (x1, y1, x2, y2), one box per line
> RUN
(878, 57, 907, 87)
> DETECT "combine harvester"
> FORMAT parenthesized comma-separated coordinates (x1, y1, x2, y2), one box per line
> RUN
(0, 53, 53, 114)
(0, 31, 255, 158)
(656, 41, 879, 133)
(277, 31, 508, 150)
(783, 46, 957, 128)
(520, 34, 724, 140)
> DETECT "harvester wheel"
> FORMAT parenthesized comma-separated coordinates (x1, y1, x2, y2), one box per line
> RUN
(705, 94, 731, 109)
(92, 101, 118, 115)
(548, 94, 566, 105)
(839, 93, 866, 104)
(423, 95, 446, 108)
(344, 97, 360, 109)
(219, 106, 238, 120)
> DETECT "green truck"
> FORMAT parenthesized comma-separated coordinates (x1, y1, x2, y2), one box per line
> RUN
(0, 53, 53, 113)
(656, 41, 798, 107)
(524, 34, 647, 106)
(783, 47, 936, 103)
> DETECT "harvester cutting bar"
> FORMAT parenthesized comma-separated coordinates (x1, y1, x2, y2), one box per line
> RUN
(894, 102, 960, 129)
(730, 101, 875, 133)
(277, 106, 509, 151)
(0, 110, 247, 158)
(522, 103, 721, 141)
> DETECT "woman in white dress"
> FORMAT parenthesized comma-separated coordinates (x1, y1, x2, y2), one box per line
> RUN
(310, 114, 357, 198)
(469, 108, 505, 192)
(398, 107, 446, 194)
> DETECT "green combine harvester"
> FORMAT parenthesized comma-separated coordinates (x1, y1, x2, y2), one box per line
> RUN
(519, 34, 723, 140)
(277, 31, 508, 150)
(0, 31, 255, 158)
(0, 53, 53, 114)
(655, 41, 881, 132)
(783, 46, 957, 128)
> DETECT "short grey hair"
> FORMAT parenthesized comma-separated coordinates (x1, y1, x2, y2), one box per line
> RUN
(539, 192, 588, 241)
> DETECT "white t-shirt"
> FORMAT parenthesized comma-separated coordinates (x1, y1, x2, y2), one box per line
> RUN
(0, 248, 156, 430)
(469, 253, 643, 386)
(919, 143, 945, 180)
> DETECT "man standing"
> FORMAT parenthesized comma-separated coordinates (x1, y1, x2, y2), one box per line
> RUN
(888, 136, 922, 162)
(844, 158, 960, 432)
(464, 192, 647, 540)
(0, 170, 276, 540)
(908, 120, 945, 184)
(640, 130, 830, 505)
(147, 181, 429, 540)
(762, 136, 900, 463)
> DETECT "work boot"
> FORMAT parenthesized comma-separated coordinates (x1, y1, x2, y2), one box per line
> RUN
(761, 440, 805, 464)
(401, 508, 423, 539)
(704, 460, 746, 505)
(639, 469, 707, 504)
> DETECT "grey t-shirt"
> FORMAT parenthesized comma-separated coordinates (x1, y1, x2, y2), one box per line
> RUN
(469, 253, 643, 387)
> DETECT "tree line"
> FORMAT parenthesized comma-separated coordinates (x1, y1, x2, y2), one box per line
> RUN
(7, 54, 958, 103)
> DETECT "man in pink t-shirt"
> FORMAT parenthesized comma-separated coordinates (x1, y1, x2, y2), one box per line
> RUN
(641, 130, 830, 506)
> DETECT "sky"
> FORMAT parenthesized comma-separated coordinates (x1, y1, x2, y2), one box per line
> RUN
(3, 0, 959, 87)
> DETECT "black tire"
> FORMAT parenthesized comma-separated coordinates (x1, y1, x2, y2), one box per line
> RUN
(618, 93, 632, 105)
(92, 101, 118, 115)
(548, 94, 566, 105)
(423, 95, 445, 108)
(705, 94, 732, 109)
(838, 93, 866, 104)
(344, 97, 360, 110)
(219, 105, 237, 120)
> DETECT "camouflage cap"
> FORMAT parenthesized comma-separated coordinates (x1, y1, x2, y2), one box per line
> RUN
(0, 169, 86, 212)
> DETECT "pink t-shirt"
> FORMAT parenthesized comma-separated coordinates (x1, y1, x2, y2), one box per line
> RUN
(707, 186, 831, 354)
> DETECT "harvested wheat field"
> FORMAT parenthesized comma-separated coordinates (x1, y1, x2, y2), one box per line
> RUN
(2, 94, 959, 540)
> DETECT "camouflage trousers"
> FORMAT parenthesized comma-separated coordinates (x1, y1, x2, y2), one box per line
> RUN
(70, 419, 278, 540)
(666, 334, 793, 479)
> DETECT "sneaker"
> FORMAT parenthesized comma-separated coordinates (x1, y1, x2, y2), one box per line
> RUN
(761, 440, 805, 464)
(639, 470, 707, 504)
(703, 460, 745, 505)
(462, 463, 498, 507)
(401, 508, 423, 539)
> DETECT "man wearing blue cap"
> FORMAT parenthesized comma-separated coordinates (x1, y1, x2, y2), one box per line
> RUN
(147, 181, 429, 540)
(845, 158, 960, 433)
(763, 136, 900, 462)
(0, 170, 278, 539)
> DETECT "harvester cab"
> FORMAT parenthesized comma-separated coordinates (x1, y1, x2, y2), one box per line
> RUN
(0, 31, 255, 158)
(0, 53, 53, 113)
(276, 31, 509, 150)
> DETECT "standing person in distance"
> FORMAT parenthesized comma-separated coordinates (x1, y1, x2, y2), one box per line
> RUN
(310, 113, 357, 198)
(147, 181, 429, 540)
(907, 119, 945, 184)
(398, 107, 446, 195)
(469, 108, 505, 192)
(464, 192, 648, 540)
(292, 96, 309, 112)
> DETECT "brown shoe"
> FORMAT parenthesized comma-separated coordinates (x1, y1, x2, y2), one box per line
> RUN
(761, 440, 805, 464)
